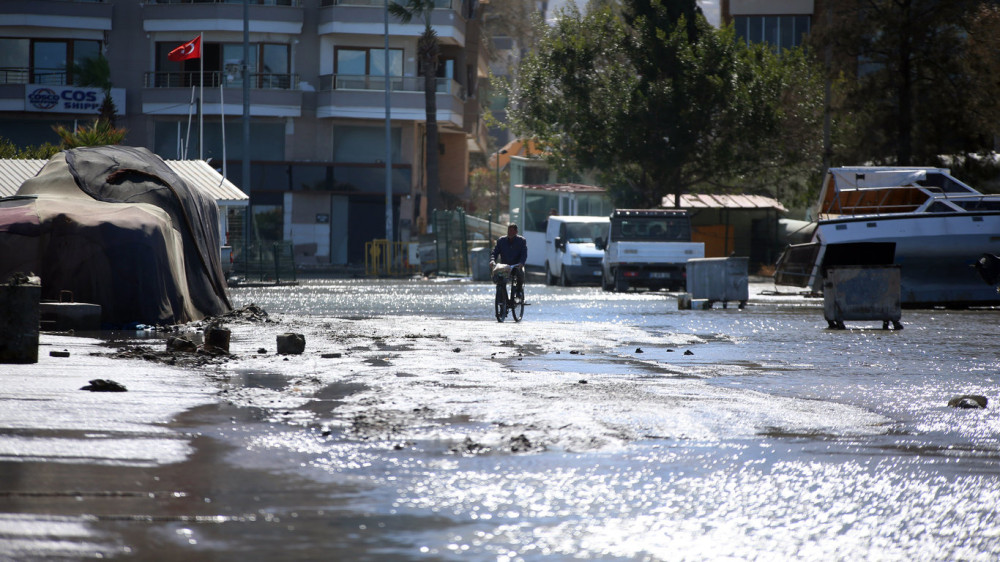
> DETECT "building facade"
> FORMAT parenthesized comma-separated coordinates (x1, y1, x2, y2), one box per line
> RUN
(0, 0, 490, 265)
(721, 0, 816, 50)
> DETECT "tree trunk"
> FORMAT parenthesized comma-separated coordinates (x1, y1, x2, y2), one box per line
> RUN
(421, 31, 440, 219)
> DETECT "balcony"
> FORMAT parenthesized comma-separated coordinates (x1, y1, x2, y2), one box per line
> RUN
(145, 71, 299, 90)
(316, 74, 464, 127)
(318, 0, 465, 47)
(0, 68, 65, 86)
(142, 1, 303, 34)
(142, 71, 302, 117)
(0, 1, 113, 32)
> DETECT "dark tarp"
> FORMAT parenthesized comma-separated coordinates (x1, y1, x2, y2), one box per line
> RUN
(0, 146, 232, 325)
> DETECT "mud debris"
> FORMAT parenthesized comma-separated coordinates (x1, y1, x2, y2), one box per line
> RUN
(80, 378, 127, 392)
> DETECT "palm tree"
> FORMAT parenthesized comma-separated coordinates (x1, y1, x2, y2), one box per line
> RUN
(389, 0, 441, 220)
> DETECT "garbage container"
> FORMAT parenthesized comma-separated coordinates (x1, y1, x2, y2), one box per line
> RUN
(469, 247, 491, 282)
(823, 265, 902, 330)
(0, 276, 41, 363)
(685, 257, 749, 309)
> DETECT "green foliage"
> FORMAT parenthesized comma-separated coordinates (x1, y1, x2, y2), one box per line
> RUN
(52, 120, 127, 149)
(507, 1, 824, 208)
(814, 1, 998, 167)
(0, 137, 60, 159)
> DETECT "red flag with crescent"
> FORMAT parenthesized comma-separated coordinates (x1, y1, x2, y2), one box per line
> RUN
(168, 36, 201, 62)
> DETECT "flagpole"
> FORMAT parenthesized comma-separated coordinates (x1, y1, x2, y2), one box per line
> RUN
(199, 32, 204, 161)
(220, 79, 226, 180)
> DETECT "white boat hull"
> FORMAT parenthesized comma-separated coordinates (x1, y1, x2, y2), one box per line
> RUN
(810, 212, 1000, 307)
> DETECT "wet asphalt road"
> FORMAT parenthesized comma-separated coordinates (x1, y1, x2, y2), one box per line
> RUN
(1, 277, 999, 560)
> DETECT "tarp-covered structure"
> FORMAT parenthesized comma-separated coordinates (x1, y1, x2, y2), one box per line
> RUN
(0, 146, 232, 325)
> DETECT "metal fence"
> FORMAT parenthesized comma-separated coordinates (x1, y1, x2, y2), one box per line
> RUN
(364, 239, 419, 277)
(231, 240, 297, 283)
(433, 209, 470, 277)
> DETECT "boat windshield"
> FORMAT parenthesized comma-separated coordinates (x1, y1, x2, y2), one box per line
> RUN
(916, 172, 977, 194)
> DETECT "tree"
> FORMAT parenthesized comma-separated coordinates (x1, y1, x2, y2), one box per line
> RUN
(389, 0, 442, 218)
(71, 54, 118, 127)
(812, 0, 988, 166)
(507, 1, 824, 208)
(0, 137, 60, 159)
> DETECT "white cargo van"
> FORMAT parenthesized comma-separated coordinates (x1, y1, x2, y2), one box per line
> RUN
(545, 216, 610, 286)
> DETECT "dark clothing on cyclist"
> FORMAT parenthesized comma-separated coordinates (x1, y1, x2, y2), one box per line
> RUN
(491, 234, 527, 268)
(491, 233, 527, 290)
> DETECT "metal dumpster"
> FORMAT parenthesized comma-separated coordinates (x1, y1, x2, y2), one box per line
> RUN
(823, 265, 902, 330)
(685, 257, 749, 309)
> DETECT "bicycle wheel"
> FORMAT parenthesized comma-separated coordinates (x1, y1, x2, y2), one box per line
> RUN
(509, 279, 524, 322)
(495, 282, 507, 322)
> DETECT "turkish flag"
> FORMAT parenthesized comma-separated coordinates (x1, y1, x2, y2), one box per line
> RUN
(168, 36, 201, 62)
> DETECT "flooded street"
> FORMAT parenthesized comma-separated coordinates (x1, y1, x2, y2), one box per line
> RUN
(3, 277, 1000, 560)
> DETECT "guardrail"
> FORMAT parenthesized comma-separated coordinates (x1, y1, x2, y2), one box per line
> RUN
(318, 74, 464, 99)
(144, 71, 298, 90)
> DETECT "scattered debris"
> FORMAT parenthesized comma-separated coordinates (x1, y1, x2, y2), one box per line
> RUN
(684, 350, 694, 356)
(212, 303, 274, 324)
(276, 333, 305, 355)
(81, 379, 127, 392)
(948, 395, 988, 409)
(452, 347, 461, 353)
(579, 379, 588, 384)
(321, 352, 342, 359)
(204, 324, 231, 353)
(166, 336, 197, 353)
(635, 347, 643, 353)
(49, 350, 70, 358)
(450, 436, 489, 455)
(509, 434, 537, 453)
(257, 348, 267, 354)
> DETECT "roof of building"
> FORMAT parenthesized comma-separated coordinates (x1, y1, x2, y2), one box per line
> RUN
(0, 157, 248, 205)
(515, 182, 787, 211)
(671, 193, 787, 212)
(515, 183, 607, 193)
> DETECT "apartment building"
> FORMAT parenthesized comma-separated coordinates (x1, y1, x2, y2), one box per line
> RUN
(0, 0, 490, 265)
(721, 0, 816, 50)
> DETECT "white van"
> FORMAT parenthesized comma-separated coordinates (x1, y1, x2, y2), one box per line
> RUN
(545, 216, 610, 286)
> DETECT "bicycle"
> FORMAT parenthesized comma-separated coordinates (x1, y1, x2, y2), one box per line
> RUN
(492, 264, 524, 323)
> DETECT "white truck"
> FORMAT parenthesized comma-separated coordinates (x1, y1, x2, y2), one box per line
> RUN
(596, 209, 705, 292)
(544, 216, 610, 286)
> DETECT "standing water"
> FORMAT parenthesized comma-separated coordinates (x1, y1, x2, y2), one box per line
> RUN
(212, 278, 1000, 560)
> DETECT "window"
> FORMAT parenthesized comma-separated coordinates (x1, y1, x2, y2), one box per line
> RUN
(734, 15, 811, 51)
(157, 41, 290, 89)
(335, 47, 403, 76)
(0, 38, 99, 85)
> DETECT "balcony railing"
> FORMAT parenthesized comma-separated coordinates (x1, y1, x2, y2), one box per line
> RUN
(0, 68, 67, 85)
(319, 74, 464, 99)
(320, 0, 452, 7)
(144, 71, 299, 90)
(151, 0, 300, 5)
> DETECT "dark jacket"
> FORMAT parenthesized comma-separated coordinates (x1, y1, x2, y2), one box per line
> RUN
(491, 234, 527, 267)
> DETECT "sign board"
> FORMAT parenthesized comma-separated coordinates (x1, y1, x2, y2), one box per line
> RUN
(25, 85, 126, 115)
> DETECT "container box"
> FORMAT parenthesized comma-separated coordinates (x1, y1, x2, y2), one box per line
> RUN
(685, 257, 749, 309)
(823, 265, 902, 329)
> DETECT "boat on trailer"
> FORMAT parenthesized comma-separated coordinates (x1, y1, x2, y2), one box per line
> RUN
(774, 166, 1000, 308)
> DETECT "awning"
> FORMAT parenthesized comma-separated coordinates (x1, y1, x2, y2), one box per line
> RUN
(0, 156, 248, 206)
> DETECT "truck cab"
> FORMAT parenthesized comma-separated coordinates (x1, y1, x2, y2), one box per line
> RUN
(597, 209, 705, 292)
(545, 216, 609, 286)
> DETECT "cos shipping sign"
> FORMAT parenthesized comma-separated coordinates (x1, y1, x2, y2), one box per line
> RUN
(26, 85, 124, 114)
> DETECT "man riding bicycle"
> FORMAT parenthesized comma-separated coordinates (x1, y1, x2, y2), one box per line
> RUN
(490, 223, 527, 292)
